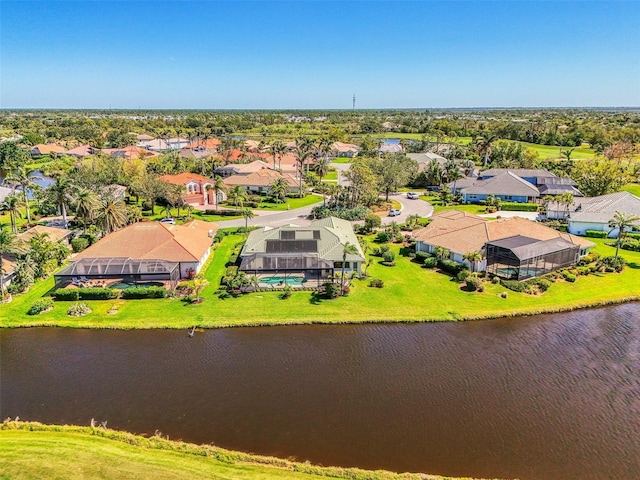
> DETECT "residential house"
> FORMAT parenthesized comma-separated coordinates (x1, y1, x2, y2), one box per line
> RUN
(216, 160, 272, 178)
(183, 138, 221, 151)
(224, 169, 299, 195)
(64, 145, 96, 158)
(239, 217, 366, 281)
(331, 142, 360, 158)
(137, 137, 189, 151)
(412, 210, 593, 279)
(158, 172, 216, 206)
(30, 144, 67, 157)
(61, 220, 217, 285)
(378, 143, 404, 154)
(103, 146, 159, 160)
(547, 192, 640, 237)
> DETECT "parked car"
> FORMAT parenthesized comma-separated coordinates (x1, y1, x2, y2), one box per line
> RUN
(406, 192, 419, 199)
(388, 209, 401, 217)
(159, 218, 176, 224)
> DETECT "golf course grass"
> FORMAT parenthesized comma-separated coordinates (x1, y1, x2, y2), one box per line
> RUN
(0, 421, 472, 480)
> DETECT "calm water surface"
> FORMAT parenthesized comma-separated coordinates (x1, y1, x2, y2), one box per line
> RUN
(2, 304, 639, 480)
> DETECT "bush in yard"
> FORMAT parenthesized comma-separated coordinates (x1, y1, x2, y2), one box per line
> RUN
(27, 298, 54, 315)
(585, 229, 608, 238)
(54, 289, 80, 301)
(423, 256, 437, 268)
(322, 281, 341, 299)
(363, 213, 382, 233)
(279, 286, 292, 299)
(578, 252, 601, 266)
(491, 276, 501, 284)
(597, 256, 625, 273)
(121, 286, 167, 299)
(369, 278, 384, 288)
(456, 270, 470, 282)
(67, 302, 91, 317)
(562, 271, 577, 282)
(438, 259, 467, 276)
(70, 237, 89, 253)
(381, 250, 396, 266)
(375, 231, 393, 243)
(415, 251, 431, 260)
(501, 280, 526, 292)
(75, 288, 119, 300)
(465, 276, 482, 292)
(500, 291, 508, 298)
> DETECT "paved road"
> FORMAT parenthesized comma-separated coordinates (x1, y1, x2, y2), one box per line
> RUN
(331, 162, 351, 186)
(383, 192, 434, 224)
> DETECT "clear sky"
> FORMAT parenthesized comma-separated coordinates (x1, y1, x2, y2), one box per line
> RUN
(1, 1, 638, 109)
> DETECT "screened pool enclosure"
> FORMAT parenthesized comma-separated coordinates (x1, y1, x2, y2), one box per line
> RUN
(485, 235, 580, 281)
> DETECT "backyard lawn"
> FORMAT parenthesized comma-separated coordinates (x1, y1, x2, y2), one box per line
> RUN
(3, 233, 639, 329)
(621, 183, 640, 197)
(253, 194, 323, 211)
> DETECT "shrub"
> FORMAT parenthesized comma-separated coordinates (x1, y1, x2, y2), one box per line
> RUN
(415, 251, 431, 260)
(67, 302, 91, 317)
(382, 250, 396, 263)
(456, 270, 470, 282)
(585, 229, 608, 238)
(369, 278, 384, 288)
(465, 276, 482, 291)
(578, 252, 601, 265)
(500, 202, 539, 212)
(70, 237, 89, 253)
(500, 291, 508, 298)
(54, 289, 80, 301)
(597, 255, 626, 273)
(438, 259, 467, 276)
(75, 288, 119, 300)
(121, 286, 167, 299)
(491, 276, 501, 284)
(363, 213, 382, 233)
(27, 298, 54, 315)
(562, 271, 577, 282)
(375, 231, 393, 243)
(322, 281, 341, 299)
(423, 257, 437, 268)
(279, 286, 292, 299)
(204, 209, 243, 216)
(501, 279, 526, 292)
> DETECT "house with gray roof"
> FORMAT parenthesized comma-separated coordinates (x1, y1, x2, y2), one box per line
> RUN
(557, 192, 640, 237)
(449, 171, 541, 203)
(239, 217, 365, 283)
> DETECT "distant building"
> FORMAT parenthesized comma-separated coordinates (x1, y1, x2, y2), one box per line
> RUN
(30, 144, 67, 156)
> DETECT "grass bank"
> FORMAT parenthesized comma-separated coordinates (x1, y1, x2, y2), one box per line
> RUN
(2, 235, 639, 329)
(0, 421, 476, 480)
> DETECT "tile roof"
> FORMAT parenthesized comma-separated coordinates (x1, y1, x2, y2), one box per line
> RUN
(412, 210, 593, 255)
(159, 172, 212, 186)
(224, 169, 298, 188)
(480, 168, 556, 179)
(218, 160, 272, 175)
(30, 144, 67, 155)
(569, 192, 640, 224)
(64, 145, 95, 157)
(74, 222, 215, 263)
(184, 138, 221, 150)
(332, 141, 360, 153)
(103, 146, 159, 159)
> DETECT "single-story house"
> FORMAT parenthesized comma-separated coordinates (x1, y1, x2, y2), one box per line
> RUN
(102, 146, 159, 160)
(239, 217, 365, 282)
(137, 138, 189, 151)
(378, 143, 404, 154)
(224, 169, 299, 194)
(1, 225, 72, 289)
(548, 192, 640, 237)
(30, 144, 67, 157)
(57, 220, 217, 286)
(136, 134, 154, 142)
(179, 148, 217, 160)
(331, 142, 360, 158)
(480, 168, 556, 185)
(216, 160, 273, 178)
(412, 210, 593, 279)
(407, 152, 448, 166)
(183, 138, 221, 151)
(64, 145, 96, 158)
(449, 171, 541, 203)
(158, 172, 217, 206)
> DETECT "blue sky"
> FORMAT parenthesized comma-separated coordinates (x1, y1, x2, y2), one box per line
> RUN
(1, 1, 638, 109)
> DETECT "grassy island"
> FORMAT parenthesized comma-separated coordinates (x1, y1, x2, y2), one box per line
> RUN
(1, 234, 639, 329)
(0, 421, 480, 480)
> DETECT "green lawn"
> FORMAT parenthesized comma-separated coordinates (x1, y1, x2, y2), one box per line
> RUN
(0, 422, 464, 480)
(330, 157, 352, 164)
(515, 141, 596, 160)
(419, 195, 488, 215)
(323, 171, 338, 181)
(3, 234, 640, 329)
(621, 183, 640, 197)
(253, 194, 323, 211)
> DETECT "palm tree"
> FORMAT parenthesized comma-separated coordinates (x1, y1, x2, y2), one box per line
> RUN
(435, 246, 450, 263)
(268, 139, 287, 171)
(340, 241, 359, 296)
(47, 177, 74, 228)
(474, 132, 497, 168)
(97, 197, 128, 234)
(313, 156, 330, 183)
(4, 166, 38, 224)
(560, 148, 575, 162)
(227, 185, 247, 208)
(73, 188, 99, 234)
(191, 273, 209, 302)
(242, 207, 256, 231)
(209, 176, 227, 208)
(426, 159, 443, 187)
(463, 251, 483, 273)
(0, 227, 17, 295)
(269, 177, 288, 204)
(609, 211, 640, 258)
(292, 137, 316, 197)
(1, 194, 23, 234)
(558, 192, 575, 219)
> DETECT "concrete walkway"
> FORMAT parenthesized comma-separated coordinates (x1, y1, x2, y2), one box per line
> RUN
(478, 210, 540, 220)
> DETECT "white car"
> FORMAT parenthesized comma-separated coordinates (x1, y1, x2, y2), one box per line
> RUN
(388, 209, 401, 217)
(406, 192, 419, 200)
(159, 218, 176, 225)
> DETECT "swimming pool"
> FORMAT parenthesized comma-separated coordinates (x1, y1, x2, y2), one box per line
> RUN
(261, 275, 305, 286)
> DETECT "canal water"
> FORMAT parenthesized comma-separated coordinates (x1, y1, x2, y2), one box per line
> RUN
(1, 304, 639, 480)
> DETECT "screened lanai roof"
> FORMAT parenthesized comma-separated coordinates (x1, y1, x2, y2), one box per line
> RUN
(488, 235, 578, 261)
(56, 257, 179, 277)
(239, 253, 334, 271)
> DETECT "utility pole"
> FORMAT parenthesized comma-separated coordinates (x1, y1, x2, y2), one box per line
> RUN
(352, 94, 356, 111)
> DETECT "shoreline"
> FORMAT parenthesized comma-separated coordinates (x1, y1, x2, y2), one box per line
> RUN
(2, 295, 638, 330)
(0, 420, 486, 480)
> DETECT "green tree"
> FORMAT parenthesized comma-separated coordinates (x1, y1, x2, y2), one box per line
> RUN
(474, 132, 497, 168)
(73, 188, 99, 233)
(242, 207, 256, 231)
(371, 154, 418, 201)
(463, 251, 483, 273)
(4, 166, 37, 224)
(47, 177, 74, 228)
(340, 241, 359, 296)
(313, 156, 330, 183)
(209, 176, 227, 208)
(191, 273, 209, 302)
(0, 227, 17, 295)
(227, 185, 247, 207)
(97, 196, 128, 234)
(268, 139, 287, 171)
(292, 137, 316, 197)
(0, 142, 28, 175)
(571, 157, 631, 197)
(1, 194, 23, 234)
(609, 211, 640, 258)
(268, 177, 288, 204)
(435, 246, 450, 262)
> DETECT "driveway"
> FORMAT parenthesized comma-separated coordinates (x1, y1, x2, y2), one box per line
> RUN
(478, 210, 540, 220)
(331, 162, 351, 186)
(382, 192, 434, 224)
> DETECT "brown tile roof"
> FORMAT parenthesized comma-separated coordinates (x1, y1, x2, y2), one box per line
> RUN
(31, 144, 67, 155)
(18, 225, 72, 244)
(184, 138, 221, 149)
(103, 146, 158, 159)
(413, 210, 592, 255)
(64, 145, 95, 157)
(224, 170, 298, 188)
(159, 172, 211, 186)
(74, 222, 215, 263)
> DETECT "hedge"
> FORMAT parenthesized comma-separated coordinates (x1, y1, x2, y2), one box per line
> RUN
(54, 288, 118, 301)
(500, 202, 539, 212)
(438, 259, 467, 275)
(120, 286, 167, 299)
(53, 289, 80, 301)
(585, 229, 608, 238)
(203, 209, 243, 216)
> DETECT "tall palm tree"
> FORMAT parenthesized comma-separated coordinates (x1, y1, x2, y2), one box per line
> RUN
(4, 166, 38, 224)
(227, 185, 247, 208)
(1, 194, 23, 234)
(340, 242, 359, 296)
(209, 176, 227, 208)
(474, 132, 497, 168)
(0, 226, 17, 295)
(609, 211, 640, 258)
(73, 187, 99, 234)
(426, 159, 443, 187)
(268, 139, 287, 171)
(292, 137, 316, 198)
(242, 207, 255, 231)
(47, 177, 74, 228)
(97, 197, 128, 234)
(313, 156, 330, 183)
(463, 251, 483, 273)
(268, 177, 288, 204)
